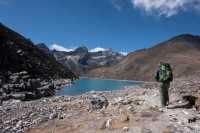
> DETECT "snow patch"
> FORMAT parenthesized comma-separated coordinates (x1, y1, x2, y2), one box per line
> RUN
(50, 44, 75, 52)
(89, 47, 109, 52)
(120, 52, 128, 56)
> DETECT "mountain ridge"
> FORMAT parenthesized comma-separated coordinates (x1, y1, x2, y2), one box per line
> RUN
(37, 45, 126, 75)
(86, 34, 200, 81)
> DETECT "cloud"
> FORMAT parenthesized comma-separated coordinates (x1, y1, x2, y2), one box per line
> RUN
(50, 44, 75, 52)
(131, 0, 200, 17)
(89, 47, 109, 52)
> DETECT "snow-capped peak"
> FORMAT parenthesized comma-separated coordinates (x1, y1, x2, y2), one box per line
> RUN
(50, 44, 75, 52)
(89, 47, 109, 52)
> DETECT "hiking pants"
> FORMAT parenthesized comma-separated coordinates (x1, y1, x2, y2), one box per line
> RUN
(160, 82, 170, 107)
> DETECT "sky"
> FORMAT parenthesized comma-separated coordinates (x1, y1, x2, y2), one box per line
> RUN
(1, 0, 200, 54)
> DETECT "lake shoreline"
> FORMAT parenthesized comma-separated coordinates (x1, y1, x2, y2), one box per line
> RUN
(56, 77, 144, 96)
(2, 77, 200, 133)
(80, 76, 145, 83)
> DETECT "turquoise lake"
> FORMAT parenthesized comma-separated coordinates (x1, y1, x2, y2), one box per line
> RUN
(56, 78, 143, 96)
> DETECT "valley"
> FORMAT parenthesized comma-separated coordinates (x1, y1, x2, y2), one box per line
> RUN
(1, 23, 200, 133)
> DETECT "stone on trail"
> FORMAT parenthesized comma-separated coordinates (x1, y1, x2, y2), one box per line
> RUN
(141, 128, 152, 133)
(98, 120, 107, 129)
(49, 112, 57, 120)
(122, 126, 129, 132)
(106, 118, 112, 129)
(119, 111, 130, 122)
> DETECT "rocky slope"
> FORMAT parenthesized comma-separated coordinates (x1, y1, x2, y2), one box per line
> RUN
(50, 47, 125, 75)
(87, 34, 200, 81)
(0, 23, 77, 101)
(36, 43, 55, 59)
(1, 77, 200, 133)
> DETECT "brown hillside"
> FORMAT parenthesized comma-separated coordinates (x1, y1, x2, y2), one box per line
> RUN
(87, 34, 200, 81)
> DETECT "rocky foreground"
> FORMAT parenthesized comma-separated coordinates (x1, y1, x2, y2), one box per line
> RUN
(1, 77, 200, 133)
(0, 71, 72, 102)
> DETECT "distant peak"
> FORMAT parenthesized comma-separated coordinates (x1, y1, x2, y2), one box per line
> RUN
(37, 43, 48, 49)
(169, 34, 200, 41)
(162, 34, 200, 46)
(74, 47, 88, 53)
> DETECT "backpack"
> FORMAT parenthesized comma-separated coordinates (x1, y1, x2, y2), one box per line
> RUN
(158, 63, 173, 82)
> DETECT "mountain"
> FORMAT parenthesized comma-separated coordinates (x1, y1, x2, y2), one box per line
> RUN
(46, 46, 125, 75)
(52, 47, 89, 75)
(36, 43, 55, 59)
(0, 23, 77, 79)
(86, 34, 200, 81)
(0, 23, 77, 100)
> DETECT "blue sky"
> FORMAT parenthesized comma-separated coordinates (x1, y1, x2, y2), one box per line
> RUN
(1, 0, 200, 53)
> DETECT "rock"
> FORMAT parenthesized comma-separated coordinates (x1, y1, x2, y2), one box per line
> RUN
(49, 112, 57, 120)
(28, 79, 41, 90)
(37, 84, 55, 97)
(195, 96, 200, 111)
(99, 120, 107, 129)
(182, 95, 196, 108)
(16, 129, 23, 133)
(30, 112, 38, 118)
(105, 119, 112, 129)
(141, 128, 152, 133)
(0, 76, 5, 87)
(25, 92, 38, 100)
(113, 96, 132, 105)
(122, 127, 129, 132)
(105, 117, 124, 129)
(58, 112, 65, 119)
(88, 95, 108, 110)
(163, 125, 179, 133)
(9, 75, 19, 83)
(188, 117, 196, 123)
(16, 120, 22, 128)
(11, 93, 26, 100)
(127, 105, 135, 113)
(119, 112, 130, 122)
(114, 97, 124, 103)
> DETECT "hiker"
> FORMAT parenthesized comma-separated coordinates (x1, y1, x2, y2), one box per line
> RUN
(155, 62, 173, 107)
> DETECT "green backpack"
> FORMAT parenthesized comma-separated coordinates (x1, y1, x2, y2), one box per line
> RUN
(159, 63, 173, 82)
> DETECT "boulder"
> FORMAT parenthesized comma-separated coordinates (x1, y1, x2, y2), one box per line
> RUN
(195, 96, 200, 111)
(25, 92, 39, 100)
(141, 128, 152, 133)
(37, 84, 55, 97)
(11, 93, 26, 100)
(122, 127, 129, 132)
(26, 79, 41, 91)
(88, 95, 108, 110)
(49, 112, 57, 120)
(182, 95, 196, 107)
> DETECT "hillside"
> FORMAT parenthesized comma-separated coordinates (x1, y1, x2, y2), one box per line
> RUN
(0, 23, 77, 79)
(87, 34, 200, 81)
(0, 23, 77, 100)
